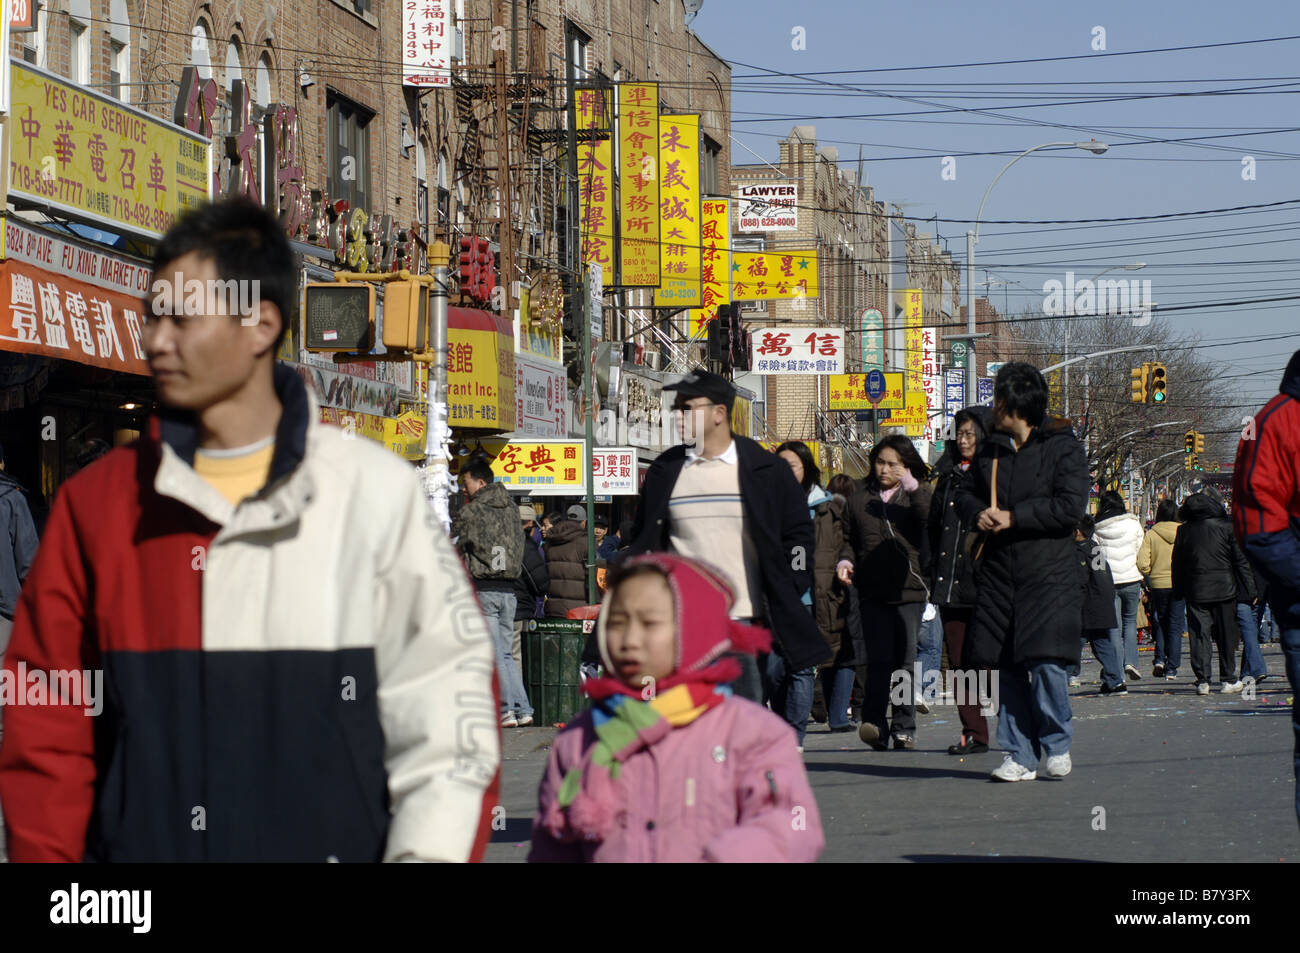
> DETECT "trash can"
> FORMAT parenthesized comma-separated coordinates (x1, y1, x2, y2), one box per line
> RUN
(523, 619, 590, 727)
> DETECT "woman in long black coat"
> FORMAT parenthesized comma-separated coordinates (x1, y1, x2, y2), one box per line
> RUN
(955, 363, 1089, 783)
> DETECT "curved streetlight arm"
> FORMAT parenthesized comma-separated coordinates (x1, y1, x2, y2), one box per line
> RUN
(973, 142, 1076, 243)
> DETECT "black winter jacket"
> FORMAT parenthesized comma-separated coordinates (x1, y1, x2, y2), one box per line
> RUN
(514, 532, 549, 622)
(955, 418, 1089, 668)
(1078, 537, 1119, 632)
(625, 435, 830, 670)
(928, 456, 980, 607)
(844, 480, 932, 605)
(1172, 494, 1256, 605)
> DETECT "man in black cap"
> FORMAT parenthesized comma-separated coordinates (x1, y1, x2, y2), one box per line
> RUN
(624, 369, 829, 746)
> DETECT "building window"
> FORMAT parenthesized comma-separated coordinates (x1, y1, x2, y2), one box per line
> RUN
(69, 20, 90, 85)
(191, 22, 213, 79)
(225, 40, 244, 133)
(566, 21, 590, 81)
(437, 152, 450, 228)
(353, 0, 374, 13)
(702, 135, 721, 196)
(417, 141, 429, 232)
(109, 41, 128, 100)
(328, 94, 373, 212)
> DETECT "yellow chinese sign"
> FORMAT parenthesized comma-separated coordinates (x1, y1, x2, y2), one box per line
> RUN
(889, 391, 929, 437)
(690, 199, 730, 332)
(9, 60, 211, 239)
(653, 115, 701, 307)
(447, 310, 516, 430)
(730, 251, 819, 301)
(827, 372, 905, 411)
(617, 82, 660, 287)
(904, 289, 923, 394)
(575, 87, 614, 273)
(385, 410, 427, 460)
(488, 440, 587, 493)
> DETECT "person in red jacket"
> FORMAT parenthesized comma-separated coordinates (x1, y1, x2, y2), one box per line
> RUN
(1234, 348, 1300, 827)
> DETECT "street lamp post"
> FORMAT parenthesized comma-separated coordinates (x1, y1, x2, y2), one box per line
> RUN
(963, 140, 1109, 408)
(1064, 261, 1146, 420)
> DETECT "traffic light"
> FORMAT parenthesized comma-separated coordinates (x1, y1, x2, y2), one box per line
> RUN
(1148, 362, 1167, 403)
(1194, 431, 1205, 454)
(458, 236, 497, 304)
(1184, 430, 1196, 454)
(304, 282, 375, 351)
(382, 280, 429, 352)
(1187, 453, 1200, 471)
(1130, 363, 1150, 403)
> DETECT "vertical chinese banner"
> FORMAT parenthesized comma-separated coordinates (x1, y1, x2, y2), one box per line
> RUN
(575, 88, 615, 275)
(403, 0, 452, 88)
(904, 289, 923, 395)
(653, 115, 701, 307)
(689, 199, 730, 332)
(617, 82, 660, 287)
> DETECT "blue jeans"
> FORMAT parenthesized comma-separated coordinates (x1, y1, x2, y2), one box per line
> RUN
(917, 613, 943, 696)
(764, 652, 816, 746)
(1148, 588, 1184, 676)
(1280, 624, 1300, 827)
(1236, 602, 1268, 681)
(1112, 582, 1142, 670)
(998, 661, 1073, 771)
(479, 590, 532, 718)
(1070, 627, 1124, 689)
(820, 665, 856, 729)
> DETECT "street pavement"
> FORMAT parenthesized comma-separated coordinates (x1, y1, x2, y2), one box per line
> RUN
(486, 642, 1298, 862)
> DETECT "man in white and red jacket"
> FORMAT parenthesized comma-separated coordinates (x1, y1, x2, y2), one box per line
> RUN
(1234, 348, 1300, 827)
(0, 199, 501, 862)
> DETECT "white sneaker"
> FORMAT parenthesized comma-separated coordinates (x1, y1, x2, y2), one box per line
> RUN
(500, 712, 518, 728)
(914, 694, 931, 714)
(1068, 676, 1081, 688)
(1042, 753, 1072, 778)
(1221, 680, 1244, 694)
(991, 755, 1037, 782)
(517, 714, 534, 727)
(1196, 682, 1211, 696)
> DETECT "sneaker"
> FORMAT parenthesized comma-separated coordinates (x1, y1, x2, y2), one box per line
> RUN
(516, 714, 534, 727)
(500, 712, 518, 728)
(1152, 663, 1165, 678)
(858, 722, 887, 751)
(914, 694, 931, 715)
(1042, 753, 1072, 778)
(1196, 682, 1211, 696)
(1099, 682, 1128, 696)
(829, 724, 855, 733)
(796, 746, 804, 753)
(991, 755, 1037, 782)
(1068, 675, 1082, 688)
(1165, 671, 1179, 680)
(1221, 680, 1244, 694)
(892, 733, 915, 750)
(1125, 664, 1142, 681)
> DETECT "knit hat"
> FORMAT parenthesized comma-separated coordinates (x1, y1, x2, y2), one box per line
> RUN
(518, 504, 536, 521)
(583, 553, 771, 702)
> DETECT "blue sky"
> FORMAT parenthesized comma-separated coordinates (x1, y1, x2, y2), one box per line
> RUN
(689, 0, 1300, 413)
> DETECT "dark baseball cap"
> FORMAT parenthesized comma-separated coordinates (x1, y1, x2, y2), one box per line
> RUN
(664, 369, 736, 412)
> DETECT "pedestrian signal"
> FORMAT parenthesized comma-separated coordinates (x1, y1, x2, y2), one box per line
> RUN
(305, 282, 375, 352)
(1130, 364, 1150, 403)
(1148, 362, 1167, 403)
(1194, 432, 1205, 454)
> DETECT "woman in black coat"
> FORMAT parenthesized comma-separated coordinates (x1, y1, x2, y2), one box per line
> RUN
(927, 406, 993, 755)
(955, 363, 1089, 783)
(840, 435, 932, 751)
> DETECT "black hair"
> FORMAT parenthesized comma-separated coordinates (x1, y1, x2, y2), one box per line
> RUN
(151, 198, 297, 352)
(617, 519, 635, 545)
(1098, 490, 1127, 517)
(75, 438, 112, 471)
(460, 457, 495, 484)
(1077, 514, 1096, 537)
(605, 560, 671, 599)
(993, 362, 1049, 428)
(826, 473, 857, 498)
(775, 440, 820, 492)
(868, 434, 929, 486)
(1155, 500, 1179, 523)
(544, 511, 565, 526)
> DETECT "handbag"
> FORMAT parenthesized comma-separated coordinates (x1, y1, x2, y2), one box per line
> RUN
(971, 455, 999, 564)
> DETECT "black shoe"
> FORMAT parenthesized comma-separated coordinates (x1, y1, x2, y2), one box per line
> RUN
(1152, 663, 1165, 678)
(892, 733, 915, 750)
(947, 735, 989, 755)
(1100, 682, 1129, 696)
(829, 724, 855, 733)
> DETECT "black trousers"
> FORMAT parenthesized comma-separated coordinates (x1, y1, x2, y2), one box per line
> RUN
(859, 600, 923, 738)
(1187, 600, 1240, 684)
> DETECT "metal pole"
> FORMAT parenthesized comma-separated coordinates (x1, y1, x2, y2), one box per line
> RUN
(425, 241, 452, 532)
(965, 230, 975, 407)
(1063, 311, 1070, 420)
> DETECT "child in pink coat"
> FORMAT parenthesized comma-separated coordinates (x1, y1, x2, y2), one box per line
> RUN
(529, 553, 825, 862)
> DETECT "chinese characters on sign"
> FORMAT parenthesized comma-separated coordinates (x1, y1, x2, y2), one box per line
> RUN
(904, 289, 923, 394)
(10, 61, 211, 240)
(447, 310, 517, 430)
(403, 0, 452, 87)
(827, 372, 905, 411)
(489, 440, 586, 494)
(653, 114, 701, 307)
(592, 447, 638, 495)
(689, 199, 731, 332)
(515, 351, 568, 439)
(921, 326, 941, 415)
(735, 183, 798, 232)
(858, 307, 884, 371)
(750, 327, 845, 375)
(730, 251, 820, 303)
(617, 82, 660, 287)
(575, 88, 615, 274)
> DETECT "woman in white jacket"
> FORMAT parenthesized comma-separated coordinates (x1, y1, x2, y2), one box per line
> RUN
(1094, 491, 1147, 682)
